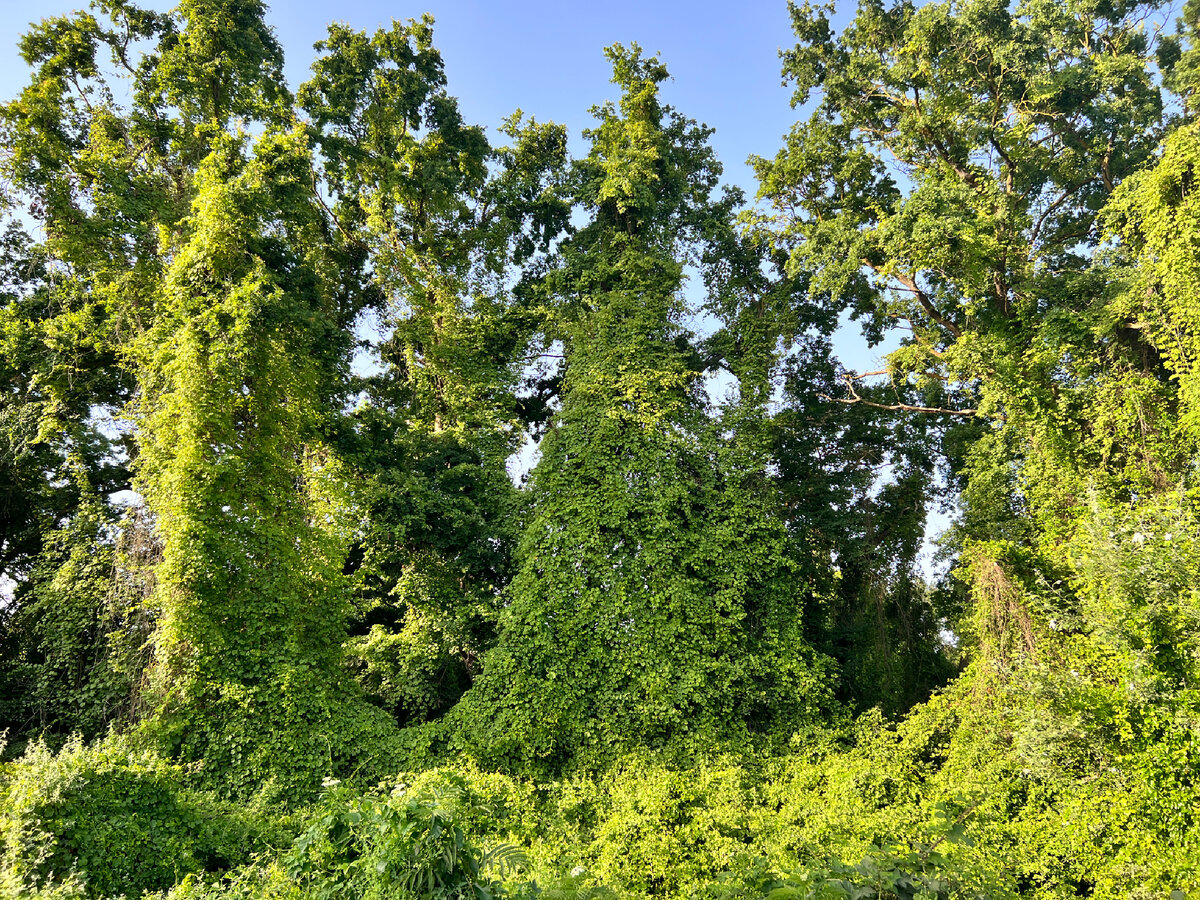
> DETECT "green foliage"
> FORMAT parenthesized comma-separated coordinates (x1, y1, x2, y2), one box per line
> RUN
(560, 762, 765, 899)
(162, 701, 1200, 899)
(455, 46, 832, 770)
(343, 426, 518, 726)
(762, 843, 1005, 900)
(0, 497, 140, 741)
(6, 3, 1200, 899)
(0, 737, 272, 899)
(153, 0, 288, 128)
(127, 126, 401, 801)
(161, 775, 536, 900)
(1106, 119, 1200, 449)
(769, 339, 956, 714)
(298, 16, 569, 731)
(0, 0, 398, 801)
(137, 128, 345, 684)
(0, 222, 130, 583)
(300, 16, 494, 431)
(757, 0, 1175, 544)
(0, 212, 136, 738)
(286, 780, 525, 900)
(142, 671, 403, 805)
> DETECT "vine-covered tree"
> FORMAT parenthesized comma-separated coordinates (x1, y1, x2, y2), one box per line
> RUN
(759, 0, 1170, 522)
(0, 0, 401, 799)
(0, 3, 158, 740)
(297, 17, 570, 724)
(458, 47, 831, 770)
(756, 0, 1177, 665)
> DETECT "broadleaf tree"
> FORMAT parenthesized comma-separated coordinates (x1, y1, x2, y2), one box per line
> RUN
(458, 46, 833, 770)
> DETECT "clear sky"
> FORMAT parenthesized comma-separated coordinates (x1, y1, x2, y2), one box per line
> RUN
(0, 0, 886, 376)
(0, 2, 937, 562)
(0, 1, 819, 194)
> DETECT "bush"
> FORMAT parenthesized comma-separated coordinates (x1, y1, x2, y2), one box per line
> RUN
(0, 737, 271, 898)
(284, 778, 529, 900)
(145, 667, 406, 805)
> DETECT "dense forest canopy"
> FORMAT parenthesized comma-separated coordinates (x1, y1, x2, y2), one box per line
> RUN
(3, 0, 1200, 897)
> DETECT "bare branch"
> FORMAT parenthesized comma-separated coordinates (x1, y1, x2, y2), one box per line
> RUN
(819, 393, 979, 417)
(1030, 181, 1089, 248)
(310, 172, 368, 251)
(820, 374, 978, 417)
(848, 368, 890, 379)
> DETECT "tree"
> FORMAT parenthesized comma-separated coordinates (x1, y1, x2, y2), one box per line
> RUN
(136, 128, 404, 800)
(755, 0, 1178, 682)
(0, 2, 159, 739)
(1, 0, 401, 799)
(458, 46, 831, 770)
(297, 18, 570, 724)
(759, 0, 1171, 532)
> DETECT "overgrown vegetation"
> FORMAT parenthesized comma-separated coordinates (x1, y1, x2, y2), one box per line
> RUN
(3, 0, 1200, 896)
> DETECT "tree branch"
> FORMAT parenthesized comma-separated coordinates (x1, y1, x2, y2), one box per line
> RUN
(862, 259, 963, 338)
(820, 374, 978, 417)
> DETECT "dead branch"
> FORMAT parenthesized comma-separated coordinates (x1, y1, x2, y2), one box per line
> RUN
(819, 373, 979, 417)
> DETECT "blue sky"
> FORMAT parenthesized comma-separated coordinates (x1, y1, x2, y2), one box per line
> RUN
(0, 0, 886, 376)
(1, 1, 814, 192)
(0, 2, 938, 564)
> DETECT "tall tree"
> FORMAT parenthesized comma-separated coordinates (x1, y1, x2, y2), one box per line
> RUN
(458, 47, 831, 770)
(759, 0, 1170, 523)
(1, 0, 402, 798)
(756, 0, 1175, 669)
(297, 18, 570, 724)
(0, 1, 168, 739)
(136, 128, 401, 800)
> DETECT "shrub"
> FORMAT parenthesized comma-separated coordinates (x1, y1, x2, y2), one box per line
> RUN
(0, 737, 270, 898)
(284, 779, 528, 900)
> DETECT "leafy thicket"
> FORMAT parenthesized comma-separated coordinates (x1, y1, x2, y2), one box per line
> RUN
(4, 0, 1200, 897)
